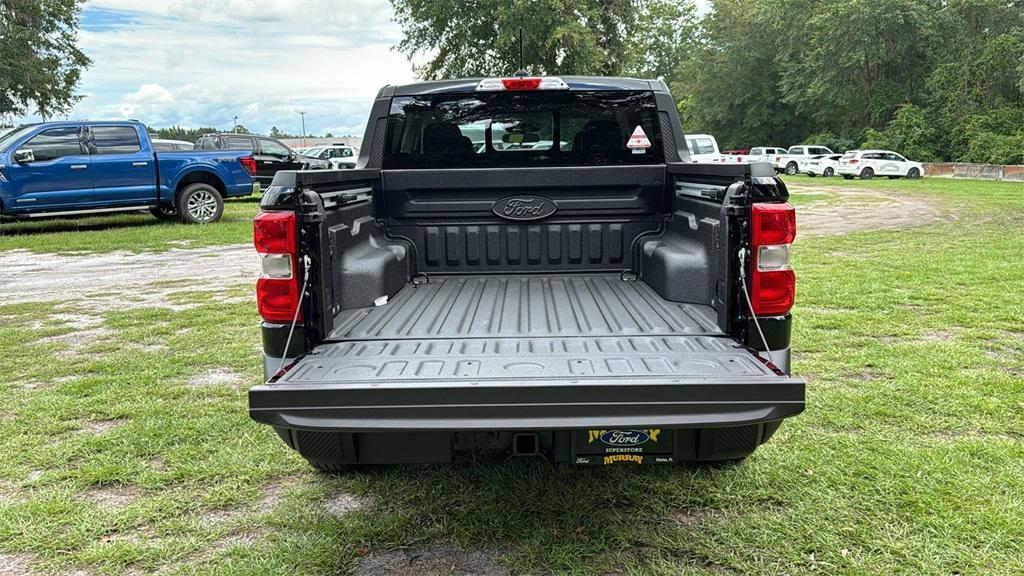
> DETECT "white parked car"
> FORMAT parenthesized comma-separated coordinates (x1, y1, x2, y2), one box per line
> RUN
(836, 150, 924, 180)
(303, 143, 359, 168)
(748, 147, 788, 167)
(804, 154, 843, 177)
(685, 134, 721, 163)
(778, 145, 834, 175)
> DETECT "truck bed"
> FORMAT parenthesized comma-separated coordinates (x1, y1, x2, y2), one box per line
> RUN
(328, 274, 722, 341)
(267, 274, 789, 394)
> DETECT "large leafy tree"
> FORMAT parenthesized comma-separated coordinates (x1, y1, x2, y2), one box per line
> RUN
(672, 0, 812, 148)
(390, 0, 695, 79)
(921, 0, 1024, 161)
(0, 0, 91, 119)
(778, 0, 939, 136)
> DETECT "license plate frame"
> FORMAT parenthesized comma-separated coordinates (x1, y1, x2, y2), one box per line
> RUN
(571, 428, 675, 465)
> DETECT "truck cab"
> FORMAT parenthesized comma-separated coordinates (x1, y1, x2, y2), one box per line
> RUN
(195, 133, 331, 187)
(684, 133, 721, 163)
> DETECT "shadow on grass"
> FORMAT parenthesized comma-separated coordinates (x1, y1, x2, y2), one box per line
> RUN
(308, 454, 766, 572)
(0, 213, 166, 237)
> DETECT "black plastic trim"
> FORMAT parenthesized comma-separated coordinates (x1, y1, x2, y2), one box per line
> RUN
(249, 377, 804, 432)
(745, 315, 793, 351)
(261, 322, 306, 358)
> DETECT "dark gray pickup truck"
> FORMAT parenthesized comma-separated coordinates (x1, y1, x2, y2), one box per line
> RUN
(248, 76, 804, 469)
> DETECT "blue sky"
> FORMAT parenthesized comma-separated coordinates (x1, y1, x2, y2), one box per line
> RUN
(28, 0, 711, 136)
(61, 0, 416, 136)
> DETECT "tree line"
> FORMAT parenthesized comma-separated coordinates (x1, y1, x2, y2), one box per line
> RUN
(4, 0, 1022, 163)
(392, 0, 1024, 164)
(144, 125, 337, 142)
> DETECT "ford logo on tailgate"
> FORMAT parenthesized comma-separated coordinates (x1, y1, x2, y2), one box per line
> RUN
(600, 430, 651, 446)
(492, 195, 557, 221)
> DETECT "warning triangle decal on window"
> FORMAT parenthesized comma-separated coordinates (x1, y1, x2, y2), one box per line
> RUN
(626, 125, 652, 150)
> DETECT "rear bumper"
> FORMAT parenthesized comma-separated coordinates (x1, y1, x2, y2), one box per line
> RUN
(249, 377, 805, 432)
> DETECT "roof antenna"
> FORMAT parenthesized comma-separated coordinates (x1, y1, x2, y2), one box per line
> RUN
(513, 28, 528, 77)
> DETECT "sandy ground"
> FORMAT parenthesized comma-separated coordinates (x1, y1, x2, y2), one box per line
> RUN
(0, 244, 259, 309)
(788, 183, 949, 237)
(0, 186, 948, 309)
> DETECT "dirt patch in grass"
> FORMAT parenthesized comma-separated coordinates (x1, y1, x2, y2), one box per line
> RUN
(35, 328, 113, 356)
(79, 418, 128, 434)
(0, 552, 37, 576)
(0, 245, 258, 311)
(186, 368, 245, 388)
(844, 370, 888, 382)
(672, 507, 728, 527)
(325, 491, 369, 518)
(154, 527, 271, 575)
(127, 343, 168, 353)
(355, 541, 512, 576)
(82, 484, 141, 509)
(28, 313, 104, 331)
(0, 484, 25, 505)
(789, 184, 948, 237)
(921, 330, 955, 342)
(201, 474, 302, 526)
(924, 430, 1023, 443)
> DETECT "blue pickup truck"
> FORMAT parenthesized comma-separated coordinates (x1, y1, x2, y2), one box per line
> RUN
(0, 121, 257, 224)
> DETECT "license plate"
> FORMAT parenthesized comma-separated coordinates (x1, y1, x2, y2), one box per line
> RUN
(572, 428, 674, 465)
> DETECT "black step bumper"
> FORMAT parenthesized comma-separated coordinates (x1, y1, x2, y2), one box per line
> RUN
(248, 377, 805, 432)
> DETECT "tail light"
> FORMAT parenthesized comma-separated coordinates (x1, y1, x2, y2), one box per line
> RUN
(476, 77, 569, 91)
(848, 159, 859, 165)
(254, 211, 301, 323)
(240, 155, 257, 176)
(750, 203, 796, 316)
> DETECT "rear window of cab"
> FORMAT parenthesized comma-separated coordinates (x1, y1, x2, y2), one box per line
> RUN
(383, 91, 663, 169)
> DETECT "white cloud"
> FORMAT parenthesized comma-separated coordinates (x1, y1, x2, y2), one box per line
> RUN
(58, 0, 417, 135)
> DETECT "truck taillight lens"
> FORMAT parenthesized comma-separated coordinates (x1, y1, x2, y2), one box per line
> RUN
(751, 203, 796, 316)
(240, 155, 257, 176)
(254, 211, 301, 323)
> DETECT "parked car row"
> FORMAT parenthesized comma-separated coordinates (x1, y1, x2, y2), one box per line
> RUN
(691, 137, 926, 180)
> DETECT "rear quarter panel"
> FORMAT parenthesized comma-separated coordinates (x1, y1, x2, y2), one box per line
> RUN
(155, 151, 254, 202)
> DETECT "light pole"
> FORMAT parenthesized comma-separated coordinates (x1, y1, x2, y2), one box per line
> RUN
(298, 111, 307, 146)
(233, 115, 238, 133)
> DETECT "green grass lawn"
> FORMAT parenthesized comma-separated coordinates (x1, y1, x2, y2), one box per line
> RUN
(1, 178, 1022, 575)
(0, 196, 261, 254)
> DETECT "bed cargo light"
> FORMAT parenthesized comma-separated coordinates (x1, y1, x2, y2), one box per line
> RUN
(475, 77, 569, 91)
(750, 202, 796, 316)
(254, 211, 301, 323)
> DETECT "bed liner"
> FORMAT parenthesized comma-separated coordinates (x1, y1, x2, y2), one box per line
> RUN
(328, 274, 722, 341)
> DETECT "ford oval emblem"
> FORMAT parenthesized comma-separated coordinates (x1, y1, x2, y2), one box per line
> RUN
(599, 430, 651, 446)
(492, 195, 557, 221)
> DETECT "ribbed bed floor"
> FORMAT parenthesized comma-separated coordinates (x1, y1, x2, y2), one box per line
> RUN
(328, 274, 722, 341)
